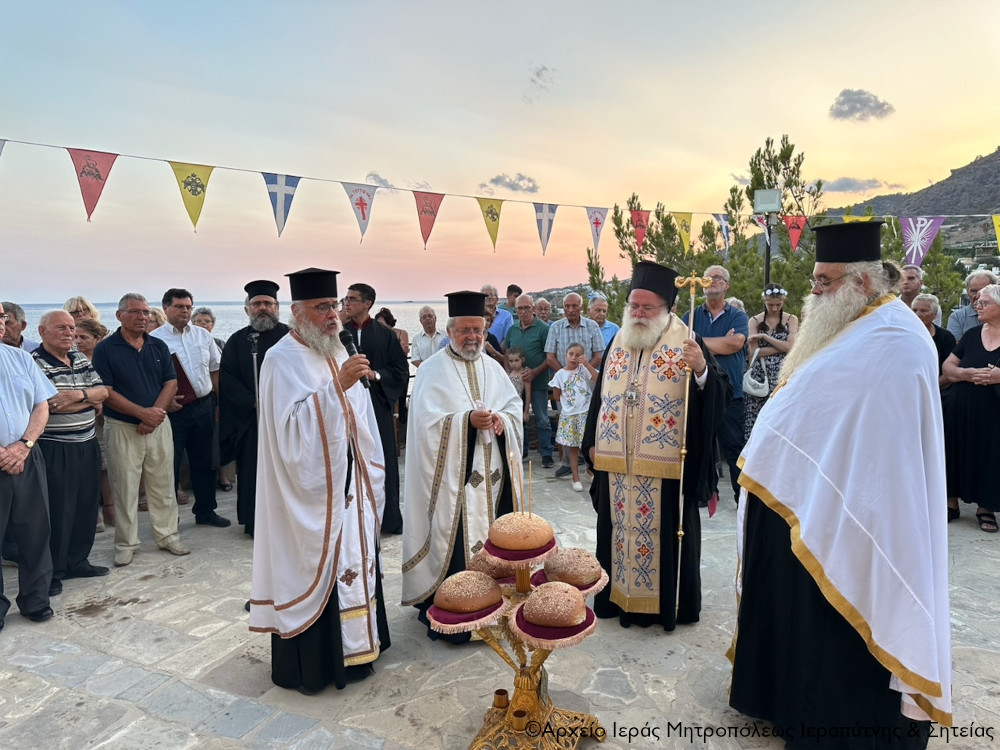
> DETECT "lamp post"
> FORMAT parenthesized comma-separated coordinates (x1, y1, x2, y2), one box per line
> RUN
(754, 189, 782, 287)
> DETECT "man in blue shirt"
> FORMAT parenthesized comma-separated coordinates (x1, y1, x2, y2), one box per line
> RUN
(0, 302, 57, 625)
(683, 265, 749, 503)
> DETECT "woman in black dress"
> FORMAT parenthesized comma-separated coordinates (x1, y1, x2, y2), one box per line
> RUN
(744, 283, 798, 440)
(911, 293, 956, 388)
(942, 283, 1000, 531)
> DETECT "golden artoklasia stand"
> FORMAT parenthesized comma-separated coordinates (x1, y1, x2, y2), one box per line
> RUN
(427, 532, 608, 749)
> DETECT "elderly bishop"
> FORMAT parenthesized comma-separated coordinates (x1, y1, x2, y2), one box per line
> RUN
(582, 262, 728, 631)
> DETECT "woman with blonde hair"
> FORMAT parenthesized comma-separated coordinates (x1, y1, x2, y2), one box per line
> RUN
(64, 296, 101, 323)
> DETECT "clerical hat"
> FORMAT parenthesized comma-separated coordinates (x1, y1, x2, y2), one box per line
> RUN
(445, 291, 487, 317)
(813, 221, 884, 263)
(286, 268, 339, 300)
(630, 261, 680, 308)
(244, 279, 280, 300)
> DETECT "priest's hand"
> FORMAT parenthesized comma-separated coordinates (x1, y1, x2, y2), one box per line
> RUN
(490, 412, 505, 436)
(470, 408, 495, 432)
(680, 339, 706, 375)
(339, 354, 373, 391)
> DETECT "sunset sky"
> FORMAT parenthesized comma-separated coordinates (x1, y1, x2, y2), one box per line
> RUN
(2, 1, 997, 303)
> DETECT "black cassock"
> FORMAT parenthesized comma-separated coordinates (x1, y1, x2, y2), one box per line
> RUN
(219, 323, 290, 536)
(345, 318, 409, 535)
(582, 337, 728, 631)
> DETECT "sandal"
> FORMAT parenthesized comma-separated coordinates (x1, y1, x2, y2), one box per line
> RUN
(976, 511, 998, 534)
(138, 494, 148, 512)
(947, 505, 960, 522)
(217, 480, 233, 492)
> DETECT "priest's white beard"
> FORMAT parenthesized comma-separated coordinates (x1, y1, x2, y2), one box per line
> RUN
(450, 339, 484, 362)
(780, 282, 869, 379)
(296, 316, 347, 360)
(619, 309, 673, 351)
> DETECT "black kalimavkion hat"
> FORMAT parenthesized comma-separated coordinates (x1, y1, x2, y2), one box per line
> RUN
(445, 291, 488, 317)
(813, 221, 885, 263)
(630, 261, 680, 308)
(285, 268, 339, 300)
(244, 279, 280, 300)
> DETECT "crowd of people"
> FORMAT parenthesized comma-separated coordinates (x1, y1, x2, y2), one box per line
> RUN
(3, 231, 994, 746)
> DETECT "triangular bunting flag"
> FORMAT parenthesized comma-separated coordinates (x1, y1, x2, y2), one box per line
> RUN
(168, 162, 215, 230)
(262, 173, 300, 237)
(841, 215, 872, 223)
(534, 203, 558, 255)
(413, 191, 444, 249)
(476, 197, 504, 250)
(751, 214, 770, 245)
(713, 214, 731, 252)
(586, 207, 608, 256)
(782, 215, 806, 253)
(993, 215, 1000, 246)
(630, 209, 651, 252)
(342, 182, 378, 241)
(673, 211, 693, 254)
(900, 217, 945, 266)
(67, 148, 118, 221)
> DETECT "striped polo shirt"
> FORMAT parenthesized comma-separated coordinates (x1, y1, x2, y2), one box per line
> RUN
(32, 346, 104, 443)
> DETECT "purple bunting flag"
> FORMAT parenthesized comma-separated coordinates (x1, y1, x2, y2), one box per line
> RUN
(900, 217, 945, 266)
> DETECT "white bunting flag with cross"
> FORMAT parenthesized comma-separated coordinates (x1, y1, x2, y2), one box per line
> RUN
(342, 182, 378, 240)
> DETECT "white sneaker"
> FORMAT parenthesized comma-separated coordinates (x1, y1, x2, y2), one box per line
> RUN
(572, 481, 583, 492)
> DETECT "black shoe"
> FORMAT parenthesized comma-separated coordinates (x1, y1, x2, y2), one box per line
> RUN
(48, 579, 63, 597)
(541, 456, 554, 469)
(25, 606, 54, 623)
(555, 465, 572, 478)
(244, 600, 251, 612)
(195, 512, 232, 528)
(64, 563, 110, 579)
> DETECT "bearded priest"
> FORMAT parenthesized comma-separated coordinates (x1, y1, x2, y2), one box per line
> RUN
(402, 291, 524, 644)
(582, 262, 728, 631)
(248, 268, 390, 694)
(729, 221, 951, 745)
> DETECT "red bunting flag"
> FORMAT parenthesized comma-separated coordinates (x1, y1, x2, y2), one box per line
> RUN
(413, 191, 444, 249)
(630, 209, 651, 252)
(782, 215, 806, 252)
(67, 149, 118, 221)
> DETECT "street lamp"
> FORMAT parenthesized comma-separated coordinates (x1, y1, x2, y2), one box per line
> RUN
(753, 189, 782, 286)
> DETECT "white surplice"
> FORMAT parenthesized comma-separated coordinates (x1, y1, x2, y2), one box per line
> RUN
(736, 297, 952, 724)
(401, 347, 523, 606)
(249, 333, 385, 666)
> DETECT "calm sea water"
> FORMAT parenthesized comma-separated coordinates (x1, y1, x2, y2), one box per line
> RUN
(21, 301, 449, 347)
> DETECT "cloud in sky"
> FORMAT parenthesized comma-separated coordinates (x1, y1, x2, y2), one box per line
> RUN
(730, 173, 751, 187)
(828, 89, 895, 121)
(477, 173, 540, 195)
(524, 63, 555, 104)
(823, 177, 904, 193)
(365, 171, 395, 191)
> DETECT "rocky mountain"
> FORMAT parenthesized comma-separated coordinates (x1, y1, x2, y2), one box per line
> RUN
(830, 146, 1000, 247)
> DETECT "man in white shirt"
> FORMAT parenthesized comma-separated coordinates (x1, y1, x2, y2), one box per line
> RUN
(151, 288, 229, 528)
(410, 306, 444, 367)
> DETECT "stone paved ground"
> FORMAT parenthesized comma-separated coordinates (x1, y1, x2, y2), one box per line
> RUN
(2, 459, 997, 749)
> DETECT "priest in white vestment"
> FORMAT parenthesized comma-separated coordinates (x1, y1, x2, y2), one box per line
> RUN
(729, 222, 952, 747)
(249, 268, 390, 693)
(401, 291, 523, 643)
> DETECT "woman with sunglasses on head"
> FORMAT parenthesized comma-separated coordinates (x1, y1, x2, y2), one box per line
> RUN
(743, 283, 798, 440)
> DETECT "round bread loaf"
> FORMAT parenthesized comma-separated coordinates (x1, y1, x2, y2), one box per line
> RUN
(467, 549, 516, 580)
(544, 548, 602, 588)
(523, 582, 586, 628)
(433, 571, 503, 614)
(488, 512, 554, 551)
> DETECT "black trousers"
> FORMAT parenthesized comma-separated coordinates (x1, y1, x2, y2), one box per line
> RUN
(234, 427, 259, 536)
(40, 439, 101, 579)
(0, 450, 53, 618)
(168, 397, 217, 518)
(718, 397, 746, 502)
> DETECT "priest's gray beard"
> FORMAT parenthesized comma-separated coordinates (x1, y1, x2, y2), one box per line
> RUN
(450, 339, 484, 362)
(780, 282, 869, 379)
(619, 309, 673, 351)
(251, 310, 279, 332)
(296, 316, 347, 360)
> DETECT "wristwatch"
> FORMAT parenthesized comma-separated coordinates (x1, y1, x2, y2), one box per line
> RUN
(19, 438, 34, 449)
(373, 371, 382, 382)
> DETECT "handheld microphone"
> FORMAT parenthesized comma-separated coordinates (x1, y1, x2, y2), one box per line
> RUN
(247, 332, 260, 343)
(338, 330, 370, 389)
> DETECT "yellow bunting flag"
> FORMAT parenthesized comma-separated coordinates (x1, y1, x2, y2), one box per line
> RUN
(841, 215, 872, 223)
(168, 162, 215, 230)
(673, 211, 693, 254)
(476, 197, 504, 250)
(992, 215, 1000, 244)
